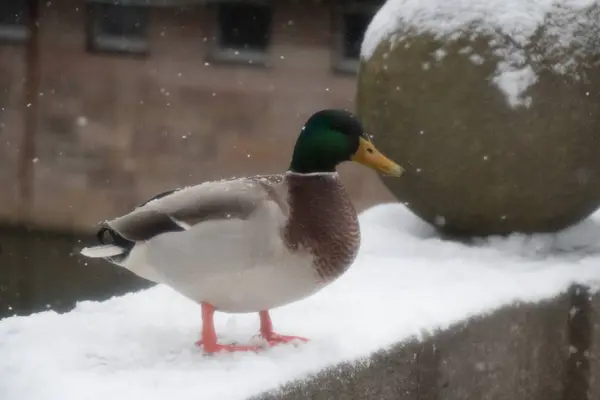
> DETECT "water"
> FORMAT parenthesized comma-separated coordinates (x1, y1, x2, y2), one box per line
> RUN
(0, 226, 152, 319)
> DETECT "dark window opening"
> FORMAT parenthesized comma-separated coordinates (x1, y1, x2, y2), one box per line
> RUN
(87, 3, 148, 56)
(0, 0, 29, 43)
(333, 7, 376, 75)
(341, 12, 371, 61)
(0, 0, 28, 26)
(98, 4, 146, 38)
(217, 2, 272, 52)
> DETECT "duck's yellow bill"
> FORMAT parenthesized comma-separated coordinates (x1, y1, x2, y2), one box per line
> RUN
(351, 137, 405, 177)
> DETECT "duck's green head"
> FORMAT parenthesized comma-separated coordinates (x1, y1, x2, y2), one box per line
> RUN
(289, 109, 405, 176)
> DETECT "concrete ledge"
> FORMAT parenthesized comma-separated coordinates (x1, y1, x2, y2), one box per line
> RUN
(256, 285, 594, 400)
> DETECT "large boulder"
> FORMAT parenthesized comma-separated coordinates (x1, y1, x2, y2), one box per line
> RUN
(357, 0, 600, 235)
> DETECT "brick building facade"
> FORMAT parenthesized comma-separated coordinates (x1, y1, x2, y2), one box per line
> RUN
(0, 0, 393, 234)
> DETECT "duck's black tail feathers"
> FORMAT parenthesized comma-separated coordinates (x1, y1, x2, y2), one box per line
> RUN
(81, 226, 135, 264)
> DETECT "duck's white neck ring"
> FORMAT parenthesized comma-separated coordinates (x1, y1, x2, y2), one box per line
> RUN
(285, 171, 339, 177)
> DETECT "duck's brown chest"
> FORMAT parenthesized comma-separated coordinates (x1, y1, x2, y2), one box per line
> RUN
(283, 174, 360, 282)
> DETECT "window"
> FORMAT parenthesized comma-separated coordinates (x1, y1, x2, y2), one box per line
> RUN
(333, 4, 379, 74)
(87, 2, 149, 56)
(208, 1, 272, 66)
(341, 12, 371, 61)
(0, 0, 29, 43)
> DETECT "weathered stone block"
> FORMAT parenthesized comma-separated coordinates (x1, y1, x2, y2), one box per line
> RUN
(257, 290, 584, 400)
(587, 291, 600, 398)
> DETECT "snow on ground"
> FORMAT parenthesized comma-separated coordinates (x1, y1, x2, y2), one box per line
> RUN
(2, 203, 600, 400)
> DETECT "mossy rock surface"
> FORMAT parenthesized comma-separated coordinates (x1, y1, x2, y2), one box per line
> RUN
(357, 1, 600, 235)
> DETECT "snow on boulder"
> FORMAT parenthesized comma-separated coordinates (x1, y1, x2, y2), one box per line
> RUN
(357, 0, 600, 235)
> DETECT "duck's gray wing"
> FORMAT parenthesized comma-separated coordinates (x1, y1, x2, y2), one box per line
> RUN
(107, 175, 286, 242)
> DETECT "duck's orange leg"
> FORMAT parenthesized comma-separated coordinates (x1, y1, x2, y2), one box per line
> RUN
(196, 302, 262, 354)
(259, 310, 309, 346)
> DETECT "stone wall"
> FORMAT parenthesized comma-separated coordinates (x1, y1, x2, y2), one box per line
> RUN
(256, 285, 597, 400)
(0, 0, 393, 234)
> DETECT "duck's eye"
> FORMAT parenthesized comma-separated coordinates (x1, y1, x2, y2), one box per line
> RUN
(367, 148, 374, 154)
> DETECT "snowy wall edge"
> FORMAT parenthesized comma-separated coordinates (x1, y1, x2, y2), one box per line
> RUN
(255, 284, 596, 400)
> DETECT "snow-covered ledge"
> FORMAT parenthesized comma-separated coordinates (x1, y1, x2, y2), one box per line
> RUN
(2, 204, 600, 399)
(257, 286, 595, 400)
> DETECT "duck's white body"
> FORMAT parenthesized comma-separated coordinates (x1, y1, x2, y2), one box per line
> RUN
(122, 200, 323, 313)
(81, 173, 351, 313)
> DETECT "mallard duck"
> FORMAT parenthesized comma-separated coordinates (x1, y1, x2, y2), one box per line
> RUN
(81, 109, 404, 354)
